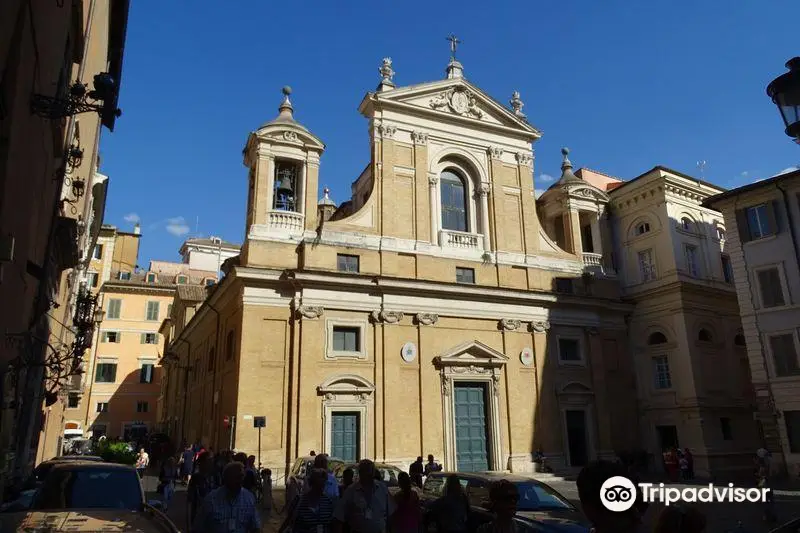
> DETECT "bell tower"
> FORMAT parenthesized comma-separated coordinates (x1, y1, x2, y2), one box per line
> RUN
(241, 87, 326, 265)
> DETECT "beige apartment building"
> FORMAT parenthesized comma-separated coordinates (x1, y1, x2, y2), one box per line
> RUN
(71, 230, 237, 441)
(605, 167, 757, 477)
(705, 168, 800, 478)
(161, 56, 642, 478)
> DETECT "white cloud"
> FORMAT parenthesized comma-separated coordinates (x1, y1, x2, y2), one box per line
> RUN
(534, 189, 546, 199)
(777, 166, 799, 175)
(123, 212, 140, 224)
(740, 171, 749, 178)
(538, 173, 555, 183)
(165, 216, 190, 236)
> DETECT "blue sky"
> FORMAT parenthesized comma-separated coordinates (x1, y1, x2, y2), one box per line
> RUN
(101, 0, 800, 265)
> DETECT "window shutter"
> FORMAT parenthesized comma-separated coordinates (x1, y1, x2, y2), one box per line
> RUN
(140, 333, 146, 344)
(735, 209, 750, 243)
(769, 201, 781, 234)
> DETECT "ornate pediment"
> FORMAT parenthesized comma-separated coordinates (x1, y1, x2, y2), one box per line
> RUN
(433, 340, 508, 368)
(360, 79, 540, 138)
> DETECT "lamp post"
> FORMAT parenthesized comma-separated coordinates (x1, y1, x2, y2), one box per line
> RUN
(766, 57, 800, 142)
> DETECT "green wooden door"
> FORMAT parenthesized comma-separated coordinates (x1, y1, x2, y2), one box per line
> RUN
(331, 412, 359, 462)
(454, 383, 489, 472)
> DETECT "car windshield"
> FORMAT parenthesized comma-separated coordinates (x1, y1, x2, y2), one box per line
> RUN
(32, 468, 142, 510)
(515, 481, 573, 511)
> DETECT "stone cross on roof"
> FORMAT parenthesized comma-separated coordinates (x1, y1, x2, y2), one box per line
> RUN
(447, 34, 461, 60)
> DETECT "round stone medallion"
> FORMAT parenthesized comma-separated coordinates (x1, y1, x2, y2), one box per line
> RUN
(401, 342, 417, 363)
(520, 347, 534, 366)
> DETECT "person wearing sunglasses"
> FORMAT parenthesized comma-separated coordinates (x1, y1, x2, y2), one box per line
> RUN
(476, 480, 520, 533)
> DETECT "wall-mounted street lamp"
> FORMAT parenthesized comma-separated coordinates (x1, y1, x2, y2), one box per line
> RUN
(31, 72, 122, 124)
(66, 144, 84, 171)
(766, 57, 800, 143)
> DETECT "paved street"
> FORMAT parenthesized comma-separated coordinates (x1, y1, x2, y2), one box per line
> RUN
(543, 477, 800, 533)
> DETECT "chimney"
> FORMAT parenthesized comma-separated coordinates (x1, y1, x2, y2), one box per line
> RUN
(133, 223, 141, 235)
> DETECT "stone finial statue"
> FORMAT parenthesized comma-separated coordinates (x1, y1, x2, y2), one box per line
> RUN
(379, 58, 395, 86)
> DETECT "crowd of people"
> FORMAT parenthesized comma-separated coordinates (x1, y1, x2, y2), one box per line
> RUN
(145, 441, 783, 533)
(661, 448, 695, 482)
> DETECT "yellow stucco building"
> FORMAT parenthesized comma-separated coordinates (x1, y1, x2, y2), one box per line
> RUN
(161, 55, 642, 477)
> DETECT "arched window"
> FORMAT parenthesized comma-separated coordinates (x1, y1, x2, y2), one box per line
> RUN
(440, 169, 468, 232)
(636, 222, 651, 236)
(735, 333, 746, 346)
(648, 331, 668, 345)
(698, 329, 713, 342)
(681, 217, 692, 231)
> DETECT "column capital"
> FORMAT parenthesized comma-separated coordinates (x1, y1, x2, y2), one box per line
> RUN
(487, 146, 504, 160)
(428, 173, 439, 187)
(515, 152, 533, 166)
(478, 183, 490, 196)
(411, 131, 429, 145)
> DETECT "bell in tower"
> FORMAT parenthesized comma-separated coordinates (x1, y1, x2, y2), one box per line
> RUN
(274, 161, 297, 211)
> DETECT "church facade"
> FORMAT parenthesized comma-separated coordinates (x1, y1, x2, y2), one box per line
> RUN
(160, 54, 640, 476)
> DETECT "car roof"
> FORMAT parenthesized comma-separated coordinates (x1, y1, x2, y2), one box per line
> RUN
(427, 471, 542, 483)
(48, 461, 136, 472)
(48, 455, 103, 462)
(338, 462, 400, 469)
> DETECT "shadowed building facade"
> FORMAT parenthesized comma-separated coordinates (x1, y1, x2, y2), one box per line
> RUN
(161, 54, 639, 477)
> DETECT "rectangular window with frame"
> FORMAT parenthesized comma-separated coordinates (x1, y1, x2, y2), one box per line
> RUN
(93, 244, 103, 260)
(106, 299, 122, 320)
(86, 272, 99, 288)
(721, 255, 733, 284)
(720, 417, 733, 440)
(145, 301, 160, 321)
(332, 327, 360, 352)
(785, 411, 800, 453)
(337, 254, 360, 273)
(653, 355, 672, 389)
(557, 337, 582, 363)
(136, 401, 149, 413)
(684, 244, 699, 277)
(140, 333, 158, 345)
(737, 202, 779, 242)
(101, 331, 120, 343)
(96, 402, 108, 413)
(95, 362, 117, 383)
(638, 249, 656, 282)
(118, 271, 131, 281)
(139, 363, 154, 384)
(456, 267, 475, 284)
(768, 333, 800, 377)
(756, 267, 786, 308)
(67, 393, 80, 409)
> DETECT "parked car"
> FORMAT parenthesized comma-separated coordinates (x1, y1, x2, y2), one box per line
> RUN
(420, 472, 589, 533)
(29, 456, 104, 487)
(333, 462, 405, 492)
(286, 455, 344, 503)
(0, 460, 178, 531)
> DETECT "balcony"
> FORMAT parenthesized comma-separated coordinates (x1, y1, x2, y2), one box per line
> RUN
(582, 252, 602, 268)
(268, 210, 304, 234)
(439, 229, 481, 250)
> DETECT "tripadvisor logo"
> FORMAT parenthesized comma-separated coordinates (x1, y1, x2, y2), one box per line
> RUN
(600, 476, 770, 511)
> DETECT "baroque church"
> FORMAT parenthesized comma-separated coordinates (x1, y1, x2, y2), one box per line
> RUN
(160, 48, 644, 477)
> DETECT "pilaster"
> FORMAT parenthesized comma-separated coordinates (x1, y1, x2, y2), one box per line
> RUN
(254, 151, 273, 226)
(488, 149, 505, 251)
(304, 157, 320, 230)
(566, 209, 583, 255)
(587, 328, 614, 456)
(413, 132, 430, 242)
(516, 152, 539, 254)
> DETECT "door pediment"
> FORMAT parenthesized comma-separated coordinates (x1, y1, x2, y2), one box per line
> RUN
(434, 340, 508, 368)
